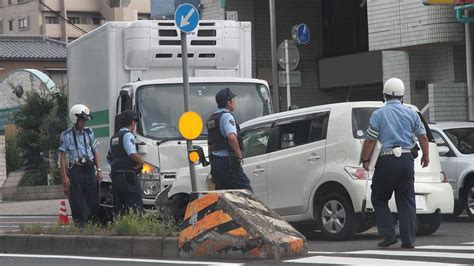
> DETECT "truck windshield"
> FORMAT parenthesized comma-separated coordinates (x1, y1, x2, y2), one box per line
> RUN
(136, 83, 272, 140)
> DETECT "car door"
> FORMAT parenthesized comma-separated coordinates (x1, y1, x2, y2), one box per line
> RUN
(240, 123, 274, 205)
(431, 129, 460, 189)
(266, 112, 329, 216)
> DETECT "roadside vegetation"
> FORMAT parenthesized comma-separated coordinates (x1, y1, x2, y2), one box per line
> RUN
(19, 212, 177, 236)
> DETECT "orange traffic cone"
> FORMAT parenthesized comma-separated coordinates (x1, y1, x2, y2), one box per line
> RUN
(58, 200, 69, 225)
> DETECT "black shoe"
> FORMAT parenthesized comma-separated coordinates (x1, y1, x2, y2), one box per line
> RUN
(401, 243, 415, 249)
(377, 237, 398, 248)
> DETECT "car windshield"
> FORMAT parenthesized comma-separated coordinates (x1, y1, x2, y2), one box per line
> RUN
(136, 82, 272, 140)
(352, 107, 377, 139)
(444, 127, 474, 154)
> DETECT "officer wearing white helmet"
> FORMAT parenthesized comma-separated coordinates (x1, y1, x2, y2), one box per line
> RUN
(361, 78, 430, 249)
(59, 104, 102, 227)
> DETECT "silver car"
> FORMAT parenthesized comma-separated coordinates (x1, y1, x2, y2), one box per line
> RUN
(430, 122, 474, 220)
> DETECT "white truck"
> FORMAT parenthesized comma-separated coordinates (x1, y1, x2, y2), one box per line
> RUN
(67, 20, 273, 206)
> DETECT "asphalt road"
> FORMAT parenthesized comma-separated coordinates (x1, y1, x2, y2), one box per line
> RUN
(0, 214, 472, 265)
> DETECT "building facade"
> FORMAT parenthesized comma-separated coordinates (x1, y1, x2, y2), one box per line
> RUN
(202, 0, 470, 121)
(0, 0, 151, 43)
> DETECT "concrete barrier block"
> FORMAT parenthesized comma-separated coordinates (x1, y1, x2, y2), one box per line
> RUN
(27, 235, 54, 253)
(132, 237, 162, 258)
(102, 236, 133, 257)
(76, 236, 104, 255)
(50, 235, 78, 254)
(162, 237, 179, 258)
(179, 190, 306, 259)
(3, 234, 28, 253)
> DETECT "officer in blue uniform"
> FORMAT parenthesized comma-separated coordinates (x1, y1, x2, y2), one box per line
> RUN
(206, 88, 253, 192)
(108, 110, 145, 215)
(361, 78, 430, 249)
(59, 104, 102, 227)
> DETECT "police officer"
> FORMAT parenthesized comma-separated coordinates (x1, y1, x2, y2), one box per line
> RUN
(361, 78, 430, 249)
(206, 88, 253, 192)
(108, 110, 145, 215)
(59, 104, 102, 227)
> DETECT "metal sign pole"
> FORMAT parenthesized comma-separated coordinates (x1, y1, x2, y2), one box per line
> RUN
(181, 32, 198, 192)
(284, 39, 291, 109)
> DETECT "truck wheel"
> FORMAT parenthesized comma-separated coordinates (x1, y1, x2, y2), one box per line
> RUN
(416, 212, 441, 236)
(462, 180, 474, 221)
(317, 193, 358, 240)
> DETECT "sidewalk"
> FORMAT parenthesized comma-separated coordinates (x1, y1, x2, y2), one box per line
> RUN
(0, 199, 70, 216)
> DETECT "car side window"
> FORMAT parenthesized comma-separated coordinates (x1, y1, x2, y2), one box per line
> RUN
(309, 112, 329, 142)
(241, 126, 272, 158)
(431, 130, 448, 146)
(277, 112, 329, 150)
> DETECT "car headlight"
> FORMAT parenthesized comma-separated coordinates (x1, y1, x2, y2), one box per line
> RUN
(138, 162, 160, 197)
(344, 166, 370, 180)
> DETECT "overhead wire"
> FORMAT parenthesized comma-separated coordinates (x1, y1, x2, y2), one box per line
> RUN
(38, 0, 87, 34)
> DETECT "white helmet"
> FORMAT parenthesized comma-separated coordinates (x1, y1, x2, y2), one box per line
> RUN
(69, 104, 93, 124)
(383, 78, 405, 97)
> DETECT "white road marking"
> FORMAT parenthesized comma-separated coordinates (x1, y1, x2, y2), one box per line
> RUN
(0, 254, 243, 265)
(285, 255, 455, 265)
(347, 250, 474, 260)
(461, 242, 474, 245)
(307, 251, 336, 254)
(416, 245, 474, 251)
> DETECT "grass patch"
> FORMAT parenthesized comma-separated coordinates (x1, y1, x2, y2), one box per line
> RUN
(19, 213, 177, 237)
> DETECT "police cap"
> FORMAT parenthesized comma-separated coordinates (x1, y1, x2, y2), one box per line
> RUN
(215, 88, 237, 107)
(120, 110, 138, 127)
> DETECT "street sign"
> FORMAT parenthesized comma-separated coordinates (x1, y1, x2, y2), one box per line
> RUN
(292, 23, 310, 44)
(277, 41, 299, 70)
(174, 3, 200, 33)
(422, 0, 455, 4)
(178, 111, 203, 140)
(278, 71, 302, 87)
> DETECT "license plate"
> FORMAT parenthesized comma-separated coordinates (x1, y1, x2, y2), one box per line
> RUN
(415, 194, 427, 211)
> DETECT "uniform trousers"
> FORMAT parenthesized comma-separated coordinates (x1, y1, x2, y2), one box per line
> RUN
(371, 153, 417, 245)
(67, 165, 99, 226)
(210, 155, 253, 192)
(111, 170, 143, 215)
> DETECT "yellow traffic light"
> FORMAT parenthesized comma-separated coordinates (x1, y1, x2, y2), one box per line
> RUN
(188, 150, 200, 164)
(178, 111, 203, 140)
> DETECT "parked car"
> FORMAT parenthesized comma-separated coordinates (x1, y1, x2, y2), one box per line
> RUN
(430, 122, 474, 220)
(157, 101, 454, 240)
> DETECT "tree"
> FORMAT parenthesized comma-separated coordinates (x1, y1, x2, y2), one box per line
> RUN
(13, 91, 68, 169)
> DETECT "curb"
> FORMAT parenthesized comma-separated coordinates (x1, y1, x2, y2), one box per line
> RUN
(0, 234, 179, 258)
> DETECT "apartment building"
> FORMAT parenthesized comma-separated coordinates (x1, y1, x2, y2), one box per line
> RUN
(201, 0, 470, 122)
(0, 0, 151, 43)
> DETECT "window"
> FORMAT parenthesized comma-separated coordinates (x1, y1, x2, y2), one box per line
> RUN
(18, 18, 28, 29)
(241, 126, 273, 158)
(321, 0, 368, 57)
(17, 0, 27, 3)
(92, 17, 101, 25)
(45, 16, 59, 24)
(8, 0, 12, 5)
(352, 107, 377, 139)
(444, 128, 474, 154)
(9, 20, 13, 31)
(68, 17, 80, 24)
(277, 112, 330, 150)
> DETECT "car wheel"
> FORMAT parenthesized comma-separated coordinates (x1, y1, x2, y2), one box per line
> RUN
(416, 212, 441, 236)
(463, 180, 474, 221)
(317, 193, 358, 240)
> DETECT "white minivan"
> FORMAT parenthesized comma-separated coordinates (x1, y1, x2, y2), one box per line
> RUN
(157, 101, 454, 240)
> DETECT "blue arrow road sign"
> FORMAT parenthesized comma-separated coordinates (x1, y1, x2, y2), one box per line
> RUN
(296, 23, 310, 44)
(175, 4, 200, 33)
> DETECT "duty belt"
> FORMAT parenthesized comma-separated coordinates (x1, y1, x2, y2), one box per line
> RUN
(379, 149, 411, 156)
